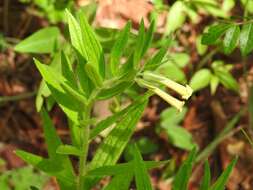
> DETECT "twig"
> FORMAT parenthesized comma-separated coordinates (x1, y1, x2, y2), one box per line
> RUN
(0, 91, 37, 104)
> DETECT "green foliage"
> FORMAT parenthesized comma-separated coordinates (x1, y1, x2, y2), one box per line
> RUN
(0, 166, 48, 190)
(160, 107, 197, 150)
(172, 149, 237, 190)
(164, 0, 234, 35)
(19, 0, 74, 23)
(202, 21, 253, 56)
(14, 27, 60, 53)
(190, 69, 212, 91)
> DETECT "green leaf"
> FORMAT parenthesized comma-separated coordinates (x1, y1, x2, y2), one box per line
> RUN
(157, 61, 186, 83)
(89, 100, 135, 140)
(40, 108, 75, 175)
(142, 19, 156, 57)
(87, 160, 168, 177)
(132, 144, 152, 190)
(34, 59, 79, 123)
(84, 64, 103, 88)
(40, 108, 62, 159)
(239, 23, 253, 56)
(66, 10, 86, 59)
(202, 23, 231, 45)
(200, 161, 211, 190)
(96, 81, 133, 100)
(134, 20, 146, 68)
(110, 21, 131, 76)
(144, 47, 168, 70)
(166, 1, 186, 34)
(61, 51, 76, 87)
(190, 69, 212, 91)
(167, 126, 196, 150)
(196, 35, 208, 55)
(66, 9, 105, 79)
(103, 173, 133, 190)
(209, 158, 237, 190)
(160, 107, 187, 128)
(210, 74, 219, 95)
(56, 145, 82, 156)
(77, 10, 105, 78)
(89, 97, 148, 169)
(136, 137, 158, 155)
(60, 81, 88, 106)
(14, 27, 60, 53)
(172, 148, 197, 190)
(223, 25, 240, 54)
(15, 150, 76, 189)
(214, 69, 239, 92)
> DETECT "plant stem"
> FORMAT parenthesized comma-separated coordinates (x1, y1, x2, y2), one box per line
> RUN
(0, 91, 36, 103)
(77, 103, 92, 190)
(197, 48, 218, 70)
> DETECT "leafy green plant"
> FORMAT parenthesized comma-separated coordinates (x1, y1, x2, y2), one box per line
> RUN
(19, 0, 74, 23)
(15, 10, 193, 190)
(159, 107, 197, 150)
(0, 166, 48, 190)
(202, 20, 253, 56)
(156, 0, 235, 35)
(189, 60, 238, 93)
(172, 148, 237, 190)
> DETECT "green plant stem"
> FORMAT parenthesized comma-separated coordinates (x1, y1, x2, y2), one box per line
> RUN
(197, 48, 218, 70)
(77, 103, 92, 190)
(0, 91, 36, 103)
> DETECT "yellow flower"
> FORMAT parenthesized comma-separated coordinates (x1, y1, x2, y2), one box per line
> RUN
(143, 72, 193, 100)
(153, 87, 185, 112)
(136, 78, 185, 112)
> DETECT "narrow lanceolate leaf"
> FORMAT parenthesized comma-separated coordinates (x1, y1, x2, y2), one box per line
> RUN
(56, 145, 82, 156)
(103, 173, 133, 190)
(85, 64, 103, 87)
(87, 160, 169, 177)
(142, 19, 156, 57)
(66, 10, 86, 56)
(144, 47, 168, 71)
(66, 10, 105, 78)
(202, 23, 231, 45)
(209, 158, 237, 190)
(89, 101, 133, 140)
(34, 59, 79, 123)
(110, 21, 131, 76)
(172, 148, 197, 190)
(89, 98, 148, 170)
(40, 109, 75, 175)
(61, 51, 76, 87)
(133, 145, 152, 190)
(40, 108, 62, 159)
(214, 69, 239, 92)
(134, 19, 146, 68)
(223, 25, 240, 54)
(200, 161, 211, 190)
(14, 27, 60, 53)
(78, 10, 105, 78)
(239, 23, 253, 56)
(96, 81, 133, 100)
